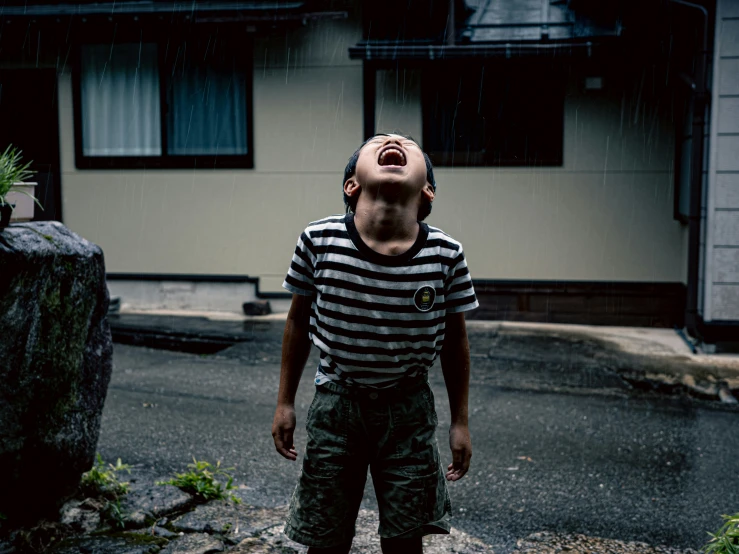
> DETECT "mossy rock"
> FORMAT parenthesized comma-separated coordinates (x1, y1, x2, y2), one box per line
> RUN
(0, 222, 113, 524)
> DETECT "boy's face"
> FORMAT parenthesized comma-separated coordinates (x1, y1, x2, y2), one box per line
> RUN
(346, 134, 434, 210)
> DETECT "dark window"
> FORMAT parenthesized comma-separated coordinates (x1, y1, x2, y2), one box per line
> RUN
(422, 61, 565, 167)
(74, 31, 253, 169)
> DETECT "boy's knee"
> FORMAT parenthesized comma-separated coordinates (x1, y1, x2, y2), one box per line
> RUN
(307, 543, 352, 554)
(380, 536, 423, 554)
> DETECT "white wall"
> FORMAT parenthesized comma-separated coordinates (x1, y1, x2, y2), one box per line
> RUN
(57, 13, 688, 293)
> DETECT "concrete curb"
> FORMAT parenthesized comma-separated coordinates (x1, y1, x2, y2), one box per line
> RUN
(466, 321, 739, 405)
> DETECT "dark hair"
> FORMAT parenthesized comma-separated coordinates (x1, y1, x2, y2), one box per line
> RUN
(342, 133, 437, 221)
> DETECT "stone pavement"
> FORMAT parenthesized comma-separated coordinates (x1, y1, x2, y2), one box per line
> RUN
(7, 467, 698, 554)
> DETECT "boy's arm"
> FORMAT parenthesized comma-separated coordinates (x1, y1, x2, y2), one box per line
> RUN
(272, 293, 313, 461)
(439, 311, 472, 481)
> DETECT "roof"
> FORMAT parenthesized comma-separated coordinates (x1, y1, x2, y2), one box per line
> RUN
(350, 0, 624, 61)
(461, 0, 619, 43)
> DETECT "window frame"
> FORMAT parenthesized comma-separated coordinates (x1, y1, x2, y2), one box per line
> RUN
(420, 59, 565, 168)
(72, 25, 254, 170)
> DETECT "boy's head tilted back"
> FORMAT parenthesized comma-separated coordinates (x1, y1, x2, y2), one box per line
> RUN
(342, 133, 437, 221)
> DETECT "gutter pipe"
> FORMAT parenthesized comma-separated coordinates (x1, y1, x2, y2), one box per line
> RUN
(669, 0, 710, 338)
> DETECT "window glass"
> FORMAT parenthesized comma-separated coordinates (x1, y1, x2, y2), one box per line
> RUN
(424, 62, 564, 166)
(166, 36, 248, 156)
(80, 43, 162, 156)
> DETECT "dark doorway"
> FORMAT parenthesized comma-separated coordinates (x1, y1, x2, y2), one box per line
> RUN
(0, 69, 62, 222)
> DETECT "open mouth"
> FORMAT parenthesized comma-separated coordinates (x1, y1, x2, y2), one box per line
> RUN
(378, 146, 407, 167)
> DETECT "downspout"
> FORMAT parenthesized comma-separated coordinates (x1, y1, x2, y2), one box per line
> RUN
(670, 0, 709, 337)
(447, 0, 456, 46)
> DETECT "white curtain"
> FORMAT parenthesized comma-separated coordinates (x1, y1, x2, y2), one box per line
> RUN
(167, 60, 247, 156)
(81, 43, 161, 156)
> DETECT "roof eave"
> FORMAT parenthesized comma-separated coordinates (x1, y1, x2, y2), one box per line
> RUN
(348, 39, 620, 61)
(0, 1, 314, 17)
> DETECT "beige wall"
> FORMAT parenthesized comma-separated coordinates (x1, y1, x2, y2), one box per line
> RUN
(59, 17, 363, 292)
(57, 15, 688, 292)
(376, 67, 688, 284)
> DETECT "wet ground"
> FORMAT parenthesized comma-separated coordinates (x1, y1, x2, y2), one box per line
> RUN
(97, 321, 739, 554)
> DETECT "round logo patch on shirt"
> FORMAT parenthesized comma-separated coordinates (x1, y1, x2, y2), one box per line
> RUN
(414, 285, 436, 312)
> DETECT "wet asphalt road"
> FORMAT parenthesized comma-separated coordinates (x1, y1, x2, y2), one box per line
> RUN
(97, 324, 739, 553)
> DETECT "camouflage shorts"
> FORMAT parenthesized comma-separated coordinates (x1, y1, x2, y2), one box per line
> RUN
(284, 378, 452, 548)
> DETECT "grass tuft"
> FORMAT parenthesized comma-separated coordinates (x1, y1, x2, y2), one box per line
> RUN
(157, 458, 241, 504)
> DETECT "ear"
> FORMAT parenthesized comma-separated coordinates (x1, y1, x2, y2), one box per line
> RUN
(422, 183, 435, 203)
(344, 178, 361, 199)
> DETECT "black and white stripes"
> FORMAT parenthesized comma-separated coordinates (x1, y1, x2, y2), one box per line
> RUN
(283, 213, 478, 389)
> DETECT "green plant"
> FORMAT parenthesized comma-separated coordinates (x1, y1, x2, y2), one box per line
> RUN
(104, 499, 127, 530)
(80, 453, 131, 499)
(703, 513, 739, 554)
(157, 458, 241, 504)
(0, 145, 41, 212)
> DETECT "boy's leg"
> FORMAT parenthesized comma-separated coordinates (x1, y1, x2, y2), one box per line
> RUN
(371, 383, 452, 542)
(284, 386, 368, 549)
(380, 537, 423, 554)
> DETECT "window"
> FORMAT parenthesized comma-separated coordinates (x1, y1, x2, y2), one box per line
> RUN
(422, 61, 565, 167)
(74, 31, 253, 169)
(80, 43, 162, 157)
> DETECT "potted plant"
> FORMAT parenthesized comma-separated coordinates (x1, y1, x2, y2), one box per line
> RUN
(0, 145, 42, 229)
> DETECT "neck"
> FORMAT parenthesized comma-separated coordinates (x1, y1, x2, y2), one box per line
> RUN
(352, 197, 419, 242)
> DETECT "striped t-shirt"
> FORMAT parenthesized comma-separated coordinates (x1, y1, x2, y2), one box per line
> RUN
(282, 213, 479, 389)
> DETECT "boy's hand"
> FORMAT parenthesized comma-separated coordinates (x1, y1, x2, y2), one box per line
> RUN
(272, 404, 298, 461)
(446, 423, 472, 481)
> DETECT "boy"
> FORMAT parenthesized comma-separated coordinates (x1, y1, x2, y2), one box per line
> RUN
(272, 133, 478, 554)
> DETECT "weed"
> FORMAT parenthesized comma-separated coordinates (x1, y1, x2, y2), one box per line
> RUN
(104, 500, 127, 530)
(703, 513, 739, 554)
(157, 458, 241, 504)
(80, 454, 131, 499)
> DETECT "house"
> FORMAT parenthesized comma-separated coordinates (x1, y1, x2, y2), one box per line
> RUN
(0, 0, 736, 345)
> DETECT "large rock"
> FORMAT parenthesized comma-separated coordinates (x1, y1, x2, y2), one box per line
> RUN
(120, 477, 194, 529)
(0, 222, 113, 523)
(160, 533, 224, 554)
(171, 503, 287, 536)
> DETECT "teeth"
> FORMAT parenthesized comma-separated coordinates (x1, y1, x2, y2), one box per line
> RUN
(379, 148, 405, 165)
